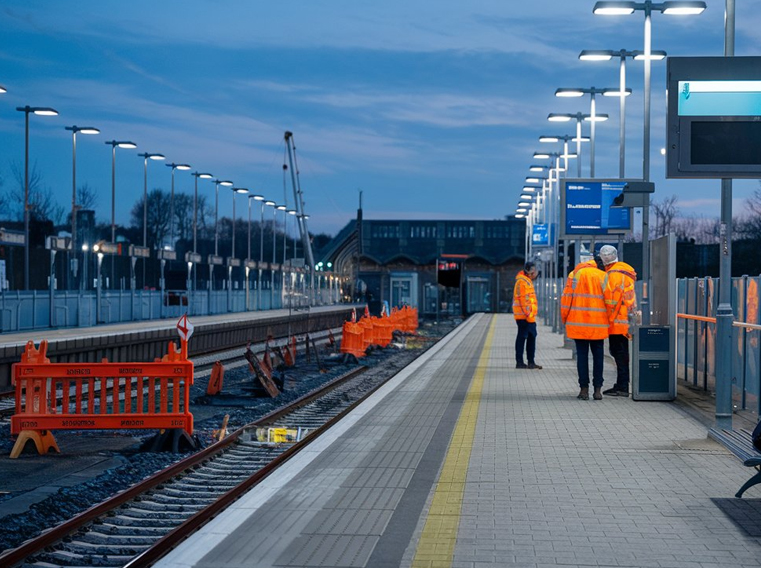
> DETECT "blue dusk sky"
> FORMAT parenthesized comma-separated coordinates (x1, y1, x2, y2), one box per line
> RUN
(0, 1, 759, 237)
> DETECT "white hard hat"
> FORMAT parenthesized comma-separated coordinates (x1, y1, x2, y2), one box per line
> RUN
(599, 245, 618, 265)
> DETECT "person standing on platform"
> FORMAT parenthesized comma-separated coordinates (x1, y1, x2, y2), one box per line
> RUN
(561, 256, 609, 400)
(600, 245, 638, 398)
(512, 262, 542, 370)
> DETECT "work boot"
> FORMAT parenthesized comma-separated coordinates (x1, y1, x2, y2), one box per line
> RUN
(608, 388, 630, 397)
(602, 385, 621, 396)
(527, 363, 543, 370)
(593, 387, 603, 400)
(516, 363, 528, 369)
(577, 387, 589, 400)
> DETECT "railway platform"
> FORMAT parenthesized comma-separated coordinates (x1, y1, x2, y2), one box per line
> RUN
(154, 313, 761, 568)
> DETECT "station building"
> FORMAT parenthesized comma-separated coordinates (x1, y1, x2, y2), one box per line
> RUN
(317, 214, 525, 317)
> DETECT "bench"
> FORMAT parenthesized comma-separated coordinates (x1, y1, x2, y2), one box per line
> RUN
(709, 428, 761, 498)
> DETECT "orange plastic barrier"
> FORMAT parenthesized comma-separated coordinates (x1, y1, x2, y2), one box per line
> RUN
(10, 339, 194, 457)
(358, 317, 376, 349)
(340, 322, 366, 358)
(374, 318, 393, 347)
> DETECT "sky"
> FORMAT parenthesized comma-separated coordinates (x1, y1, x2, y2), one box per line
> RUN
(0, 1, 759, 238)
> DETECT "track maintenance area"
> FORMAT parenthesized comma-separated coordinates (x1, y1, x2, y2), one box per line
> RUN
(154, 313, 761, 568)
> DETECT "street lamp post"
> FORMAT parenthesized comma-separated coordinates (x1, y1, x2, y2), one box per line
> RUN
(137, 152, 165, 290)
(229, 187, 248, 311)
(65, 125, 100, 289)
(264, 200, 277, 308)
(555, 87, 629, 178)
(579, 49, 666, 178)
(165, 163, 191, 249)
(547, 113, 608, 178)
(191, 172, 212, 291)
(593, 0, 706, 328)
(105, 140, 137, 289)
(250, 195, 265, 308)
(16, 105, 58, 290)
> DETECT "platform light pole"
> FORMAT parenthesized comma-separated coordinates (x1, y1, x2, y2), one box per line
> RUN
(166, 163, 191, 249)
(65, 125, 100, 289)
(554, 87, 629, 178)
(212, 179, 234, 257)
(105, 140, 137, 290)
(16, 105, 58, 290)
(190, 171, 212, 291)
(579, 48, 666, 178)
(547, 113, 608, 178)
(593, 0, 706, 326)
(137, 152, 165, 290)
(226, 187, 248, 311)
(247, 194, 263, 309)
(137, 152, 165, 248)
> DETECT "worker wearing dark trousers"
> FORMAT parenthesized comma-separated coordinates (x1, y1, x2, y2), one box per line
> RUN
(513, 262, 542, 369)
(600, 245, 638, 397)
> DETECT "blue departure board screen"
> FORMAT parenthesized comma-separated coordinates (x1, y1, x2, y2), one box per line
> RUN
(562, 180, 631, 236)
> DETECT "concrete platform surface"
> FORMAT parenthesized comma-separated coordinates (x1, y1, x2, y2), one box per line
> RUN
(153, 313, 761, 568)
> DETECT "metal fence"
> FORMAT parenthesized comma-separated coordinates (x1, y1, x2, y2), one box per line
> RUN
(676, 276, 761, 416)
(0, 276, 341, 333)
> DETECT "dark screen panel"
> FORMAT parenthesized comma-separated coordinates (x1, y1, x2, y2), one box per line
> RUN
(691, 121, 761, 165)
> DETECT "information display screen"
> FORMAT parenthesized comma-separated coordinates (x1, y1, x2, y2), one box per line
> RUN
(667, 57, 761, 178)
(532, 224, 549, 246)
(561, 179, 631, 237)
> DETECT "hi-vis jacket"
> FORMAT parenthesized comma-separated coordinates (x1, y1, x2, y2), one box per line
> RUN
(561, 261, 609, 340)
(513, 271, 538, 323)
(603, 261, 637, 336)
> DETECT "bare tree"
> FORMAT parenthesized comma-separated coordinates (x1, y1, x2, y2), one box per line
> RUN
(7, 160, 65, 225)
(651, 195, 679, 238)
(130, 188, 171, 249)
(735, 187, 761, 241)
(77, 182, 99, 211)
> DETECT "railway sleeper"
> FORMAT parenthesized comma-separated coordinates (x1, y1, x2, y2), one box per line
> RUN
(184, 469, 261, 481)
(140, 491, 220, 503)
(118, 503, 203, 519)
(95, 522, 177, 537)
(106, 513, 188, 526)
(74, 531, 163, 546)
(113, 500, 208, 512)
(160, 485, 232, 496)
(171, 476, 246, 488)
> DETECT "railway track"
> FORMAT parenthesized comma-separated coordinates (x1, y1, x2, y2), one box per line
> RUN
(0, 359, 398, 568)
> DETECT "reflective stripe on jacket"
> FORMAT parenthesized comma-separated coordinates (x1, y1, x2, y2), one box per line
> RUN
(560, 261, 609, 340)
(513, 272, 537, 322)
(603, 261, 637, 336)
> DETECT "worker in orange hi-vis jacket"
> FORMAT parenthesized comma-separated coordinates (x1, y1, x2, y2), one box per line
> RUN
(599, 245, 638, 398)
(561, 255, 609, 400)
(512, 262, 542, 370)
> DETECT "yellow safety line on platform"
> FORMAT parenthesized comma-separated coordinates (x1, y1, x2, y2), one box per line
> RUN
(411, 315, 495, 568)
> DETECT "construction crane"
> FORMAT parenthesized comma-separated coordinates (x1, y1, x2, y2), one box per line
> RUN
(284, 131, 316, 299)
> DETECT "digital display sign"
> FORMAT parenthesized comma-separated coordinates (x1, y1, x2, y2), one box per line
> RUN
(667, 56, 761, 178)
(560, 179, 631, 237)
(532, 224, 549, 246)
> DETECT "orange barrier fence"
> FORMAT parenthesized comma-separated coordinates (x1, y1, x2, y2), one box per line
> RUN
(340, 306, 419, 357)
(10, 339, 194, 457)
